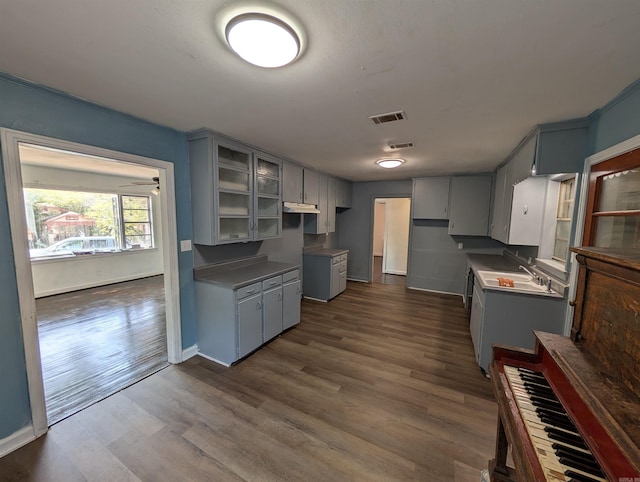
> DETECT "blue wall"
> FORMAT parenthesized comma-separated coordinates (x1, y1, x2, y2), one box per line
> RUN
(589, 79, 640, 155)
(0, 74, 196, 438)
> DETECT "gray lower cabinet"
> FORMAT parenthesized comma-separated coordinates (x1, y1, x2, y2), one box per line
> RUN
(303, 251, 348, 301)
(262, 276, 283, 342)
(195, 267, 300, 366)
(283, 270, 301, 330)
(238, 292, 263, 359)
(470, 284, 565, 373)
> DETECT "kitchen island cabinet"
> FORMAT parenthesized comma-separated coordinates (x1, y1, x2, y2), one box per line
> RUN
(303, 249, 348, 301)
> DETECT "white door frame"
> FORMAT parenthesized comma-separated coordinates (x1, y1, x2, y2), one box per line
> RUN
(1, 128, 183, 437)
(565, 131, 640, 334)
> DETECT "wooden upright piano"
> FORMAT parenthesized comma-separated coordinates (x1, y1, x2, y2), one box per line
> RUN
(489, 247, 640, 481)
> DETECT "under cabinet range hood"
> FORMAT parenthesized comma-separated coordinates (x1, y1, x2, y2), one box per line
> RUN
(283, 202, 320, 214)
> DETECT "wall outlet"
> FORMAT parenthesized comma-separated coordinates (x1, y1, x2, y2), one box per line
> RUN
(457, 242, 463, 250)
(180, 240, 192, 252)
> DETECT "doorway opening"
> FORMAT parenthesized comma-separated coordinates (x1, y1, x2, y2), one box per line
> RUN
(2, 129, 182, 435)
(371, 198, 411, 285)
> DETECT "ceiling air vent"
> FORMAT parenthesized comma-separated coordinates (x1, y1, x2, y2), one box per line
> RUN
(388, 141, 415, 150)
(369, 110, 406, 125)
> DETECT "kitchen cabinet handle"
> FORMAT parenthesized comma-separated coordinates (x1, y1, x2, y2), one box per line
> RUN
(278, 293, 282, 301)
(246, 289, 255, 294)
(257, 301, 262, 310)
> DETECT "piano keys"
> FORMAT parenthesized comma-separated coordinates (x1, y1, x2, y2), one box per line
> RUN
(489, 248, 640, 482)
(504, 365, 605, 482)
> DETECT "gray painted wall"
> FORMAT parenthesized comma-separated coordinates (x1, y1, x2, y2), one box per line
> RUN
(407, 220, 504, 294)
(336, 180, 413, 282)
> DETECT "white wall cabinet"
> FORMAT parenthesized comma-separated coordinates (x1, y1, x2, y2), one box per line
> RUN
(412, 177, 451, 219)
(448, 176, 492, 236)
(491, 174, 547, 246)
(188, 131, 282, 245)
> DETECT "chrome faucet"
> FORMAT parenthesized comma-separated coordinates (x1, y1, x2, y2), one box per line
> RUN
(519, 265, 544, 285)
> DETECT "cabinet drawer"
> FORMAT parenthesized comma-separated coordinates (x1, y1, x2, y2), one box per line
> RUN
(282, 269, 299, 283)
(237, 282, 261, 300)
(332, 256, 340, 265)
(262, 275, 282, 290)
(340, 253, 348, 262)
(340, 261, 347, 272)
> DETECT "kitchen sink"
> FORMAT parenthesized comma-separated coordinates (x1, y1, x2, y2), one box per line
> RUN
(475, 270, 553, 294)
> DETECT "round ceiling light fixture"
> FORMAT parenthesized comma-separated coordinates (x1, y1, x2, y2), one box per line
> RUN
(225, 13, 301, 68)
(376, 158, 406, 169)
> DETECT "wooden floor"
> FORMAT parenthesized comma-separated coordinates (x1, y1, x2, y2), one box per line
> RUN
(1, 281, 497, 481)
(372, 255, 407, 285)
(37, 276, 168, 424)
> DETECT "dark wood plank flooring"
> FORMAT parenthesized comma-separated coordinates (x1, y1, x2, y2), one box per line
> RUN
(37, 275, 168, 424)
(1, 281, 496, 481)
(373, 255, 407, 285)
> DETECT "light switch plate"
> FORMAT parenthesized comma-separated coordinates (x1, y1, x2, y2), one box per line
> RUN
(180, 239, 192, 252)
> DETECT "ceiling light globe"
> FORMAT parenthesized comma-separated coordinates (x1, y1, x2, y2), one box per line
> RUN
(376, 159, 405, 169)
(226, 14, 300, 68)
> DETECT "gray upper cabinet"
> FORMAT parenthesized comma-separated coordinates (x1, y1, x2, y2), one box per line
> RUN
(253, 152, 282, 241)
(335, 179, 352, 208)
(188, 131, 281, 245)
(534, 120, 588, 175)
(412, 177, 451, 219)
(282, 162, 303, 203)
(448, 176, 492, 236)
(507, 136, 537, 187)
(304, 174, 330, 234)
(491, 164, 509, 242)
(303, 169, 319, 205)
(327, 177, 336, 232)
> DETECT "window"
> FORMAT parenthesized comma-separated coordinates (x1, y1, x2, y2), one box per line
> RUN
(552, 178, 575, 262)
(121, 195, 153, 249)
(24, 188, 154, 258)
(583, 148, 640, 248)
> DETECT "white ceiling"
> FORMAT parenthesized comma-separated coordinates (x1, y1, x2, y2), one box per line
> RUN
(1, 0, 640, 181)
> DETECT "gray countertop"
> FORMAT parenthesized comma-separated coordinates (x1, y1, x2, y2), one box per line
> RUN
(194, 256, 300, 289)
(467, 253, 564, 299)
(303, 248, 349, 258)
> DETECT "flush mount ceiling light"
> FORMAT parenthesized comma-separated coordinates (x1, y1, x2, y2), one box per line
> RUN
(376, 158, 406, 169)
(225, 13, 300, 68)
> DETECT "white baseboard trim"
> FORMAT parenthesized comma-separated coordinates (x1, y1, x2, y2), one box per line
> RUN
(302, 296, 328, 303)
(35, 271, 164, 298)
(407, 285, 462, 298)
(383, 269, 407, 276)
(181, 344, 198, 362)
(197, 352, 231, 367)
(346, 277, 368, 283)
(0, 425, 37, 458)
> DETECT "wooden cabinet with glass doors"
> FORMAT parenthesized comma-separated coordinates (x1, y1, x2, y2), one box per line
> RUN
(583, 147, 640, 249)
(188, 131, 282, 245)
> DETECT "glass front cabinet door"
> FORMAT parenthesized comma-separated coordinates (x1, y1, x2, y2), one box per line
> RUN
(215, 142, 253, 243)
(254, 152, 282, 240)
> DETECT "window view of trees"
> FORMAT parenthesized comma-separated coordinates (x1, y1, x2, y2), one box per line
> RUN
(24, 188, 153, 258)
